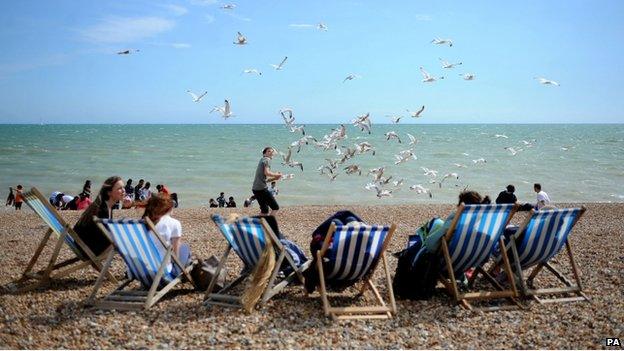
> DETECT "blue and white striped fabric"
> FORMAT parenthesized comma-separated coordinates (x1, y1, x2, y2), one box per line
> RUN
(211, 214, 267, 269)
(23, 191, 81, 255)
(325, 223, 389, 282)
(102, 219, 176, 288)
(515, 208, 582, 269)
(446, 204, 515, 274)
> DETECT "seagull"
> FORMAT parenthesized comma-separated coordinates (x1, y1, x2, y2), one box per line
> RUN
(439, 173, 459, 188)
(431, 37, 453, 47)
(385, 131, 402, 143)
(117, 49, 139, 55)
(494, 134, 509, 139)
(210, 99, 234, 119)
(504, 146, 518, 156)
(460, 73, 476, 80)
(344, 164, 362, 175)
(242, 68, 262, 76)
(317, 22, 328, 31)
(220, 4, 236, 10)
(387, 115, 402, 124)
(472, 158, 487, 164)
(392, 178, 404, 188)
(288, 124, 306, 136)
(521, 139, 536, 147)
(561, 145, 574, 151)
(407, 133, 419, 145)
(343, 74, 361, 83)
(372, 184, 392, 198)
(280, 147, 304, 171)
(453, 163, 467, 168)
(354, 141, 376, 156)
(410, 184, 433, 198)
(407, 105, 425, 118)
(421, 167, 438, 178)
(439, 58, 462, 69)
(420, 67, 444, 83)
(352, 113, 372, 134)
(280, 107, 295, 125)
(233, 32, 247, 45)
(271, 56, 288, 70)
(368, 166, 386, 182)
(394, 149, 416, 164)
(534, 77, 560, 86)
(186, 90, 207, 103)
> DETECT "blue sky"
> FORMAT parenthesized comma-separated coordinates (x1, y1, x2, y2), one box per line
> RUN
(0, 0, 623, 124)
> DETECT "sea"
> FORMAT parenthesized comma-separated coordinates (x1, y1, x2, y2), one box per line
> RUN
(1, 124, 623, 209)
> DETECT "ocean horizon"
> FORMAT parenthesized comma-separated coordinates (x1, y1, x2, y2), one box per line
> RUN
(1, 123, 623, 209)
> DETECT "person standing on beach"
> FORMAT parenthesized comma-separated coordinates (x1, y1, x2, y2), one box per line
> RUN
(14, 185, 24, 210)
(134, 179, 144, 201)
(124, 179, 134, 199)
(252, 147, 282, 216)
(534, 183, 551, 210)
(216, 192, 226, 207)
(5, 187, 14, 207)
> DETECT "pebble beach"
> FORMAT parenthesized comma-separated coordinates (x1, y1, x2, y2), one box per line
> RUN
(0, 203, 622, 349)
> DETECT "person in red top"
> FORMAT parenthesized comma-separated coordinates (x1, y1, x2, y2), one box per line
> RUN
(14, 185, 24, 210)
(76, 192, 92, 210)
(156, 184, 170, 196)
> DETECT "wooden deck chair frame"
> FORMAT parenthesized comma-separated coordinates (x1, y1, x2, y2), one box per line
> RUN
(316, 222, 397, 320)
(13, 187, 115, 292)
(204, 217, 311, 308)
(438, 203, 520, 311)
(497, 207, 589, 304)
(86, 217, 196, 310)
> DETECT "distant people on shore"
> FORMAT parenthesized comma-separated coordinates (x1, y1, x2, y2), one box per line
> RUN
(534, 183, 551, 210)
(171, 193, 179, 208)
(74, 176, 131, 256)
(269, 181, 279, 197)
(496, 184, 533, 211)
(252, 146, 282, 217)
(226, 196, 237, 208)
(82, 180, 92, 197)
(209, 199, 218, 208)
(140, 182, 152, 201)
(156, 184, 170, 196)
(243, 195, 256, 208)
(5, 187, 14, 207)
(217, 192, 226, 207)
(134, 179, 145, 201)
(14, 185, 23, 210)
(124, 179, 134, 199)
(76, 192, 92, 210)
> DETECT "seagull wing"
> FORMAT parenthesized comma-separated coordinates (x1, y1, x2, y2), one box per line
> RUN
(187, 91, 198, 101)
(419, 67, 430, 79)
(278, 56, 288, 69)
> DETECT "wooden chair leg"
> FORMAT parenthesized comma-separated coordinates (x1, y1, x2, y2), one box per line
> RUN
(316, 252, 330, 316)
(20, 229, 53, 280)
(205, 246, 231, 299)
(86, 249, 116, 305)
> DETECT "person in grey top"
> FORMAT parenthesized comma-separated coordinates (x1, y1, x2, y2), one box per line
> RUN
(252, 147, 282, 216)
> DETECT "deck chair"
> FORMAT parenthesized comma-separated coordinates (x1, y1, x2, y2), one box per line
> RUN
(498, 207, 588, 304)
(316, 221, 397, 320)
(205, 214, 311, 308)
(86, 218, 196, 310)
(439, 203, 519, 311)
(11, 187, 115, 292)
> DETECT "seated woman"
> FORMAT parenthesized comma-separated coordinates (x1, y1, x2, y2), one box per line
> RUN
(143, 194, 192, 274)
(74, 176, 131, 257)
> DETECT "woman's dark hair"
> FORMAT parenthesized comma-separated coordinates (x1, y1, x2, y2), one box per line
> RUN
(458, 190, 491, 205)
(262, 146, 273, 155)
(74, 176, 122, 229)
(506, 184, 515, 193)
(99, 176, 122, 202)
(144, 182, 151, 189)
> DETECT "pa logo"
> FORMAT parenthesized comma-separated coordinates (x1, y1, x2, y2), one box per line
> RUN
(605, 338, 621, 347)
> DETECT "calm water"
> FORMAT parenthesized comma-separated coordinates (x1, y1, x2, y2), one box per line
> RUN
(1, 124, 623, 208)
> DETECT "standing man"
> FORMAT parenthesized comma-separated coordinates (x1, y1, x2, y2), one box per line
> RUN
(252, 147, 282, 216)
(216, 192, 226, 208)
(124, 179, 134, 200)
(534, 183, 551, 210)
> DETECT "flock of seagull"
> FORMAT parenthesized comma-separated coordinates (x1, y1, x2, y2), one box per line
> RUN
(116, 3, 563, 199)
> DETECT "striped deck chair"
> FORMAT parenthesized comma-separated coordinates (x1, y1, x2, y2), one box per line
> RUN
(500, 207, 588, 304)
(316, 221, 397, 320)
(11, 187, 114, 292)
(205, 214, 311, 308)
(86, 218, 196, 310)
(439, 203, 519, 311)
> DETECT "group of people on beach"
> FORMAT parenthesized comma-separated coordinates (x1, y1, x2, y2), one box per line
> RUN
(208, 192, 237, 208)
(4, 185, 24, 210)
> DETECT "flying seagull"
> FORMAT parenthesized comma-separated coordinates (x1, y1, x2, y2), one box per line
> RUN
(534, 77, 560, 86)
(420, 67, 444, 83)
(431, 37, 453, 47)
(242, 68, 262, 76)
(439, 58, 462, 69)
(343, 74, 361, 83)
(460, 73, 476, 80)
(407, 105, 425, 118)
(211, 99, 234, 119)
(187, 90, 207, 103)
(117, 49, 139, 55)
(233, 32, 247, 45)
(271, 56, 288, 70)
(220, 4, 236, 10)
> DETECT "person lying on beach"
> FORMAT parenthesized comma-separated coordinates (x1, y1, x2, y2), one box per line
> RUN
(76, 192, 92, 210)
(143, 194, 192, 274)
(209, 198, 218, 208)
(73, 176, 131, 256)
(5, 187, 14, 206)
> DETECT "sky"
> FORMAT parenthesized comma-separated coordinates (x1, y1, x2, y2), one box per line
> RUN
(0, 0, 623, 124)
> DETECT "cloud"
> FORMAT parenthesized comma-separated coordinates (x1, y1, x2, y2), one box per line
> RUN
(81, 16, 175, 44)
(161, 4, 188, 16)
(205, 14, 215, 23)
(415, 14, 432, 21)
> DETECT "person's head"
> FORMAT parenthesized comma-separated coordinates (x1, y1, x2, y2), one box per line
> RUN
(84, 180, 91, 187)
(229, 196, 234, 201)
(73, 196, 79, 201)
(137, 179, 144, 186)
(458, 190, 491, 206)
(9, 187, 13, 192)
(99, 176, 125, 203)
(506, 184, 515, 193)
(79, 192, 88, 200)
(271, 181, 276, 187)
(220, 192, 224, 196)
(156, 184, 162, 192)
(534, 183, 541, 192)
(262, 146, 275, 158)
(17, 185, 22, 190)
(126, 179, 133, 186)
(209, 198, 216, 203)
(144, 182, 151, 189)
(142, 194, 174, 223)
(55, 193, 64, 203)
